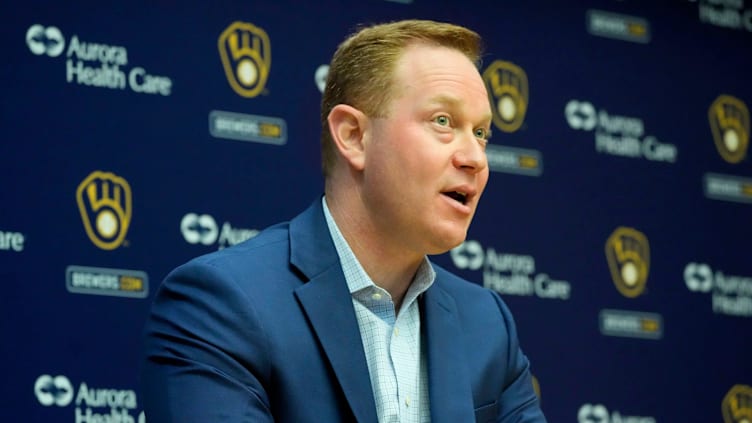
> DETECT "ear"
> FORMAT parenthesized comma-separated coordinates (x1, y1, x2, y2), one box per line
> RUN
(327, 104, 368, 171)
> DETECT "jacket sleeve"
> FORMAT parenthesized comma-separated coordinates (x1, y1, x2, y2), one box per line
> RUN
(140, 259, 275, 422)
(491, 290, 548, 423)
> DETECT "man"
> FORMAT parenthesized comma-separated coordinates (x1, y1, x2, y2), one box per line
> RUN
(142, 19, 546, 422)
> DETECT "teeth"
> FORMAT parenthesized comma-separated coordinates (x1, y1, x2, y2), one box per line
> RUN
(444, 191, 467, 204)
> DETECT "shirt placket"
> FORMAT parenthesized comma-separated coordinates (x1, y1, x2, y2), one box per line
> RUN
(390, 306, 419, 422)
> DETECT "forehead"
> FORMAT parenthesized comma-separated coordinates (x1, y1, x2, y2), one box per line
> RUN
(392, 43, 489, 104)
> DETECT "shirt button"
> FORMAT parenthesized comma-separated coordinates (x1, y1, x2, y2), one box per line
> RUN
(405, 396, 410, 407)
(371, 292, 382, 301)
(393, 327, 399, 337)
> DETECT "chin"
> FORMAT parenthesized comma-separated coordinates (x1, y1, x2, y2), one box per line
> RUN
(426, 230, 467, 255)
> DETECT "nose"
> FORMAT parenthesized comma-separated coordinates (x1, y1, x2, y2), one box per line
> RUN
(452, 131, 488, 174)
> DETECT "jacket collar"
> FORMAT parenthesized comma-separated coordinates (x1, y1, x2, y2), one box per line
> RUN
(290, 199, 474, 422)
(290, 199, 378, 423)
(421, 279, 477, 423)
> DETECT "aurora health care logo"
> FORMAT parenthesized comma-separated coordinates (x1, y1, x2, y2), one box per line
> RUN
(26, 23, 173, 95)
(685, 262, 752, 317)
(565, 99, 677, 163)
(578, 403, 655, 423)
(26, 24, 65, 57)
(35, 375, 74, 407)
(34, 374, 145, 422)
(181, 212, 259, 249)
(451, 240, 571, 300)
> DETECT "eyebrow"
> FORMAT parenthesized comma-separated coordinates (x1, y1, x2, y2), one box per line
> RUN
(426, 94, 463, 108)
(427, 94, 493, 125)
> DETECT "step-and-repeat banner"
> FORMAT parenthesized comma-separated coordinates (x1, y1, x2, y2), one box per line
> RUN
(2, 1, 751, 421)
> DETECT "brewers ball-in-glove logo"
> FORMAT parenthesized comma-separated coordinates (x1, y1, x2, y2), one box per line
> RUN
(482, 60, 528, 133)
(605, 227, 650, 298)
(709, 95, 749, 164)
(218, 21, 271, 98)
(722, 384, 752, 423)
(76, 171, 132, 250)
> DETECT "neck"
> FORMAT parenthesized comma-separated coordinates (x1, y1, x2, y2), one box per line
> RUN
(324, 186, 423, 310)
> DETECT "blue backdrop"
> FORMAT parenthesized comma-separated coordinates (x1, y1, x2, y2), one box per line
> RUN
(2, 1, 751, 421)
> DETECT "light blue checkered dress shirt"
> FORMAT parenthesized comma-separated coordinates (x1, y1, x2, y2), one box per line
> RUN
(323, 197, 434, 423)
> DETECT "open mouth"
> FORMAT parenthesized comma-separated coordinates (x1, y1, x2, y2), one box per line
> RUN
(442, 191, 468, 205)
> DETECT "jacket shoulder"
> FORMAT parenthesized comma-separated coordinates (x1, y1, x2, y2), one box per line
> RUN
(433, 264, 494, 298)
(431, 264, 515, 322)
(191, 221, 290, 267)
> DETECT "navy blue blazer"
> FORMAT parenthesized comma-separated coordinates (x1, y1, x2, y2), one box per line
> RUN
(141, 199, 546, 422)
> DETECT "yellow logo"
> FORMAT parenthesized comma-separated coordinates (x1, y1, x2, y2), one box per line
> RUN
(722, 385, 752, 423)
(76, 171, 132, 250)
(482, 60, 528, 133)
(531, 375, 541, 402)
(605, 227, 650, 298)
(218, 21, 271, 98)
(627, 21, 648, 37)
(709, 95, 750, 164)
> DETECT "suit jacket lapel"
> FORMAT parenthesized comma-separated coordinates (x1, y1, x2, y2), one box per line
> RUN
(422, 282, 476, 423)
(290, 199, 378, 423)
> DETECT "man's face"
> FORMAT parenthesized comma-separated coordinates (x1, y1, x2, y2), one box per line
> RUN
(361, 43, 491, 256)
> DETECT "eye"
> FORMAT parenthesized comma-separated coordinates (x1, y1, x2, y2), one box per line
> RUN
(474, 127, 490, 140)
(434, 115, 451, 126)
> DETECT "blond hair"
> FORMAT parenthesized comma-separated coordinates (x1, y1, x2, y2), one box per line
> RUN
(320, 19, 483, 176)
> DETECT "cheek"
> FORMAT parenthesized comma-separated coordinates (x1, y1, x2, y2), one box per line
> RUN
(480, 169, 490, 188)
(478, 171, 490, 196)
(369, 120, 447, 184)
